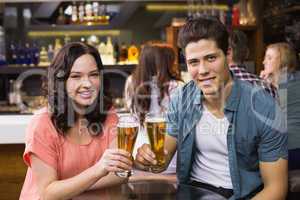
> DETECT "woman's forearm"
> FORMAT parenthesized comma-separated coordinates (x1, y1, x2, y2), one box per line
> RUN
(87, 173, 128, 191)
(42, 165, 107, 200)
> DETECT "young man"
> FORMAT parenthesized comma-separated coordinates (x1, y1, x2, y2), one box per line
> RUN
(134, 17, 288, 199)
(227, 30, 277, 98)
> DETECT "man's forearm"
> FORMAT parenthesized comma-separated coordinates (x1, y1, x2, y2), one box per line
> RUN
(251, 186, 287, 200)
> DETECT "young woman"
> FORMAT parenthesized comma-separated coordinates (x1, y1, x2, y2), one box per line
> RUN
(261, 42, 300, 170)
(260, 42, 299, 88)
(124, 42, 183, 174)
(20, 42, 133, 200)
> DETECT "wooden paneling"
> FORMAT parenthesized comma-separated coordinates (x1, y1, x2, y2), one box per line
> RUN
(0, 144, 26, 200)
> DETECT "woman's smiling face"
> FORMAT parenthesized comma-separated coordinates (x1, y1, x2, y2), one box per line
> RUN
(66, 54, 100, 109)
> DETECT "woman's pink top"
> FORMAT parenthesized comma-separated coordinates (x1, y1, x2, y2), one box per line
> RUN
(19, 107, 118, 199)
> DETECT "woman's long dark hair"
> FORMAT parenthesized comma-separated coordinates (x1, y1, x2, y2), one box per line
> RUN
(131, 42, 182, 122)
(46, 42, 112, 136)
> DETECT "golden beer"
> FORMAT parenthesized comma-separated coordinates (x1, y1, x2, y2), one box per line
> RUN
(117, 125, 138, 154)
(146, 117, 166, 169)
(115, 113, 139, 178)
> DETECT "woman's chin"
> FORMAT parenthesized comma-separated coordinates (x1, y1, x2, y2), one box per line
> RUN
(74, 98, 97, 108)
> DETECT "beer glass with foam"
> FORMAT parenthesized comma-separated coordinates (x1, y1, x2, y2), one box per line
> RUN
(145, 112, 166, 171)
(115, 113, 139, 177)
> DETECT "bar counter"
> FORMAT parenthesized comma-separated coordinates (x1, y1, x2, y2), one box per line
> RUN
(0, 114, 32, 144)
(73, 176, 227, 200)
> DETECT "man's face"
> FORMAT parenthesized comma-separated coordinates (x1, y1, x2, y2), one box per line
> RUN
(185, 39, 230, 99)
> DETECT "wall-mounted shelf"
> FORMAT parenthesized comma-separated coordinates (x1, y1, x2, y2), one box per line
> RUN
(28, 24, 121, 37)
(0, 64, 136, 75)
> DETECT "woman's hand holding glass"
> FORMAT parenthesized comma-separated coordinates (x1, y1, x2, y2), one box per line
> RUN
(95, 149, 133, 176)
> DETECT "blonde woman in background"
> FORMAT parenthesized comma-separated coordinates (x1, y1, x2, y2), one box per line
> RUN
(261, 42, 300, 171)
(260, 42, 299, 88)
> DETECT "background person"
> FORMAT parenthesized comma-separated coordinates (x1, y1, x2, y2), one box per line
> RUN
(124, 41, 183, 174)
(260, 42, 300, 170)
(227, 29, 277, 98)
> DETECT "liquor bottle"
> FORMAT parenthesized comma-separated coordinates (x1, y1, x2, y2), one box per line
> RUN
(39, 46, 49, 67)
(98, 5, 108, 24)
(24, 43, 32, 66)
(56, 7, 66, 25)
(0, 26, 6, 66)
(17, 43, 25, 66)
(64, 35, 71, 45)
(106, 37, 115, 65)
(98, 41, 107, 64)
(47, 44, 54, 62)
(32, 43, 39, 66)
(54, 38, 62, 56)
(8, 80, 16, 105)
(232, 5, 240, 26)
(114, 42, 119, 64)
(71, 2, 78, 24)
(92, 2, 99, 23)
(127, 42, 139, 64)
(219, 10, 226, 25)
(119, 42, 128, 64)
(78, 3, 85, 24)
(85, 1, 93, 24)
(8, 43, 17, 65)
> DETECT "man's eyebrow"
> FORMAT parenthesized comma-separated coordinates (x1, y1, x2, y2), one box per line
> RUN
(187, 58, 199, 62)
(204, 52, 219, 57)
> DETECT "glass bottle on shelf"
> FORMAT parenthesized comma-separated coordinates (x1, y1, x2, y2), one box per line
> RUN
(64, 35, 71, 45)
(39, 46, 49, 67)
(114, 42, 119, 64)
(106, 37, 115, 65)
(119, 42, 128, 64)
(57, 7, 66, 25)
(54, 38, 62, 56)
(127, 42, 139, 64)
(17, 43, 26, 66)
(0, 26, 6, 66)
(47, 44, 54, 63)
(78, 3, 85, 24)
(92, 2, 99, 23)
(71, 2, 78, 24)
(24, 43, 32, 66)
(85, 1, 93, 24)
(7, 43, 16, 65)
(232, 5, 240, 26)
(99, 5, 108, 24)
(9, 79, 16, 105)
(98, 41, 107, 64)
(32, 43, 40, 66)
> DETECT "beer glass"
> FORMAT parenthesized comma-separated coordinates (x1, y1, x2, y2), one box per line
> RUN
(115, 113, 139, 177)
(145, 112, 166, 171)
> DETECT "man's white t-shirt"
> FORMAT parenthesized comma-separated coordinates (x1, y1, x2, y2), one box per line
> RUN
(190, 105, 233, 189)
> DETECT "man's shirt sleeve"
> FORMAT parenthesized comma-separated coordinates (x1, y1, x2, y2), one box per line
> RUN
(255, 93, 288, 162)
(166, 88, 181, 139)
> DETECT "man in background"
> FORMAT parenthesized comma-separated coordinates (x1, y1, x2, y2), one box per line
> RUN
(227, 30, 277, 98)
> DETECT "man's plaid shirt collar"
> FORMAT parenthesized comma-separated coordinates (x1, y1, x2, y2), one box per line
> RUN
(229, 64, 278, 99)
